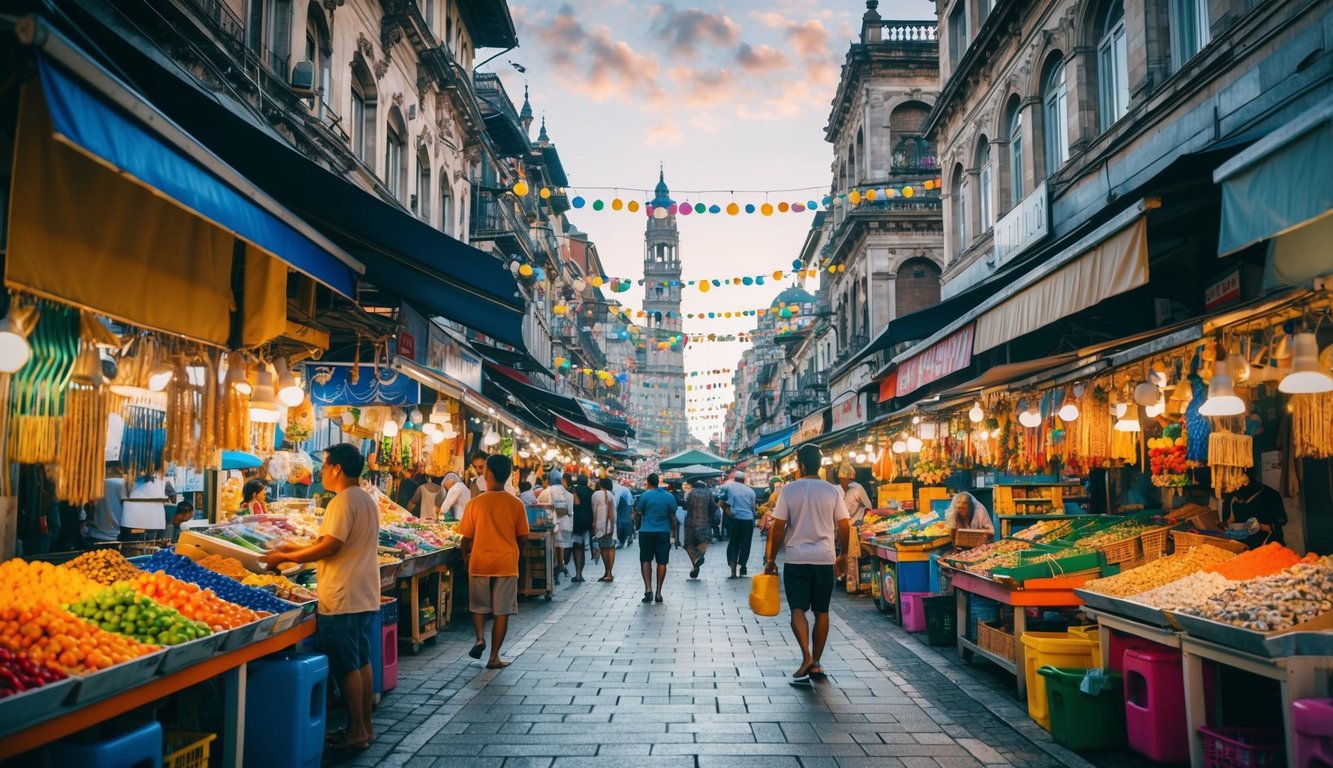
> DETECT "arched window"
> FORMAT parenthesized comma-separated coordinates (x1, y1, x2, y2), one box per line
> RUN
(416, 148, 431, 221)
(439, 178, 453, 236)
(977, 137, 993, 232)
(349, 58, 376, 164)
(304, 6, 332, 117)
(951, 163, 968, 256)
(889, 101, 936, 173)
(856, 128, 866, 182)
(896, 258, 942, 316)
(385, 107, 407, 202)
(1042, 56, 1070, 175)
(1098, 0, 1129, 131)
(1006, 97, 1023, 206)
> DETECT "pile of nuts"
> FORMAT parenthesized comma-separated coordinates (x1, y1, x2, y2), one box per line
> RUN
(196, 554, 253, 581)
(1134, 572, 1234, 612)
(1083, 545, 1236, 597)
(61, 549, 143, 585)
(1184, 558, 1333, 632)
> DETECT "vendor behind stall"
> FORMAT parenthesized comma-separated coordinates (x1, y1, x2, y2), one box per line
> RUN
(945, 492, 993, 539)
(1221, 467, 1286, 549)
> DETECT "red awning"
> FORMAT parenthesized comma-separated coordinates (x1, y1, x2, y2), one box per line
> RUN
(555, 415, 628, 451)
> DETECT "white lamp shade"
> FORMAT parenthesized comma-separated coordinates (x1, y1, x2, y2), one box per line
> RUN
(1279, 333, 1333, 394)
(967, 403, 984, 423)
(1057, 402, 1080, 422)
(919, 422, 937, 440)
(482, 429, 501, 447)
(429, 405, 447, 425)
(1018, 405, 1042, 429)
(225, 353, 251, 395)
(430, 430, 446, 444)
(147, 360, 174, 393)
(0, 314, 31, 373)
(274, 358, 304, 407)
(1114, 402, 1128, 418)
(1198, 363, 1245, 416)
(382, 420, 399, 437)
(891, 440, 907, 454)
(1113, 415, 1141, 432)
(249, 367, 279, 422)
(410, 408, 424, 425)
(1145, 398, 1166, 418)
(906, 436, 923, 452)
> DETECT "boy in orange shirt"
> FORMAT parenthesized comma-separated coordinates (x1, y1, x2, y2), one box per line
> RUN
(458, 453, 530, 669)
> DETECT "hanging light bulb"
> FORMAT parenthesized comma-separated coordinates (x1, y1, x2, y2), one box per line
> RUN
(430, 429, 446, 444)
(0, 306, 32, 373)
(1145, 396, 1166, 418)
(968, 401, 984, 423)
(1198, 360, 1246, 416)
(273, 357, 304, 407)
(409, 407, 424, 426)
(1114, 408, 1142, 431)
(249, 366, 280, 423)
(422, 421, 439, 435)
(854, 452, 867, 464)
(1018, 401, 1042, 429)
(1279, 333, 1333, 393)
(224, 352, 252, 395)
(382, 419, 399, 437)
(483, 427, 501, 447)
(906, 436, 923, 453)
(147, 355, 174, 392)
(1057, 385, 1080, 422)
(892, 440, 907, 454)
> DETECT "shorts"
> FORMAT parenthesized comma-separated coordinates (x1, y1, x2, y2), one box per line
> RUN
(317, 611, 375, 677)
(469, 576, 519, 615)
(638, 531, 671, 564)
(569, 531, 592, 549)
(783, 563, 836, 613)
(554, 528, 572, 549)
(596, 534, 616, 550)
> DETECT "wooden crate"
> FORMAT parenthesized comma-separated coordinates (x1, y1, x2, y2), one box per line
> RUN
(1170, 529, 1248, 554)
(954, 529, 993, 549)
(519, 530, 554, 600)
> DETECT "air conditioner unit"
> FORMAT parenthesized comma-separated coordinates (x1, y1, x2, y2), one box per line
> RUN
(290, 60, 315, 96)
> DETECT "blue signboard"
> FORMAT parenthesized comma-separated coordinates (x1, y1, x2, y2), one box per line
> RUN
(304, 363, 421, 406)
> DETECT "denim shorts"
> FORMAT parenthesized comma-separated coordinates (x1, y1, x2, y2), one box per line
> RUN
(317, 611, 376, 677)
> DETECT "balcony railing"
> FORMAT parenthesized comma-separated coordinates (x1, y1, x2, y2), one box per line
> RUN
(891, 137, 939, 175)
(182, 0, 245, 48)
(804, 371, 829, 390)
(875, 21, 938, 42)
(470, 192, 534, 260)
(834, 335, 871, 366)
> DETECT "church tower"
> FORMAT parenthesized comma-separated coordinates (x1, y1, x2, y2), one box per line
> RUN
(636, 169, 689, 453)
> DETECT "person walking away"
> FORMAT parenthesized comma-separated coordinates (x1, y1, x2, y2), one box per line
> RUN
(518, 481, 539, 507)
(591, 478, 618, 581)
(409, 475, 444, 520)
(89, 462, 127, 544)
(613, 477, 635, 548)
(764, 444, 850, 684)
(633, 473, 679, 604)
(720, 471, 758, 578)
(439, 473, 470, 522)
(538, 470, 574, 582)
(458, 454, 530, 669)
(465, 451, 489, 496)
(569, 475, 593, 582)
(682, 478, 716, 579)
(266, 443, 380, 751)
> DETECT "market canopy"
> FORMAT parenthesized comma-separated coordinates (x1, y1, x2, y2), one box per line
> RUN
(659, 448, 731, 470)
(752, 425, 797, 455)
(674, 465, 724, 478)
(554, 416, 628, 452)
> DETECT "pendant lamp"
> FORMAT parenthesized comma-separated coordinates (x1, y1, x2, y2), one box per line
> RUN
(0, 306, 32, 373)
(1018, 401, 1042, 429)
(1197, 360, 1245, 416)
(274, 358, 304, 407)
(224, 352, 252, 395)
(1057, 385, 1080, 422)
(249, 366, 280, 423)
(1278, 333, 1333, 393)
(968, 401, 984, 423)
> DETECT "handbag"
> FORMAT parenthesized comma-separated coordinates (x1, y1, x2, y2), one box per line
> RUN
(749, 573, 781, 617)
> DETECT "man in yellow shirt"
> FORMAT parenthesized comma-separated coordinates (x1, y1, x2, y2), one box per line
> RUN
(458, 454, 530, 669)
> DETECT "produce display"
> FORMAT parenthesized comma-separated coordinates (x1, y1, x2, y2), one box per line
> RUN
(62, 549, 146, 585)
(0, 559, 101, 608)
(0, 603, 154, 673)
(240, 573, 317, 603)
(140, 551, 293, 615)
(197, 554, 253, 581)
(945, 539, 1032, 568)
(1148, 435, 1190, 487)
(67, 586, 212, 646)
(1183, 558, 1333, 632)
(1012, 518, 1076, 543)
(377, 553, 402, 566)
(128, 572, 264, 630)
(1134, 572, 1234, 612)
(1204, 542, 1311, 581)
(1083, 545, 1236, 597)
(0, 648, 67, 698)
(1075, 519, 1158, 550)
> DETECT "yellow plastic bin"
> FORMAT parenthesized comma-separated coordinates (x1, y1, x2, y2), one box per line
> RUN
(1021, 630, 1102, 731)
(1067, 624, 1103, 665)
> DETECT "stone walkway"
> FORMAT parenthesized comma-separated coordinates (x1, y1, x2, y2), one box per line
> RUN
(328, 538, 1141, 768)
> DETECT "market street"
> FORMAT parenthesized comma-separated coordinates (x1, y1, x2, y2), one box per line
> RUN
(335, 540, 1108, 768)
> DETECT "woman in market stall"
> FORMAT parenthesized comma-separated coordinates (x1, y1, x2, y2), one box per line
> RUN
(1220, 467, 1286, 549)
(241, 479, 268, 517)
(409, 475, 445, 521)
(944, 492, 993, 542)
(440, 473, 470, 522)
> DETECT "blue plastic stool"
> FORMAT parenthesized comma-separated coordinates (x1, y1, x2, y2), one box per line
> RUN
(245, 652, 328, 768)
(46, 720, 162, 767)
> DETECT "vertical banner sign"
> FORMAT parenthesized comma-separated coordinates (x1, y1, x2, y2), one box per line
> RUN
(426, 323, 482, 391)
(895, 324, 976, 396)
(399, 304, 430, 363)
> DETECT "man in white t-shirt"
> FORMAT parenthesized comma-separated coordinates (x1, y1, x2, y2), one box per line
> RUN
(764, 444, 850, 685)
(537, 470, 575, 581)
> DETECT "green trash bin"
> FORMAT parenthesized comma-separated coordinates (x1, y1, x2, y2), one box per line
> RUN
(1038, 666, 1127, 751)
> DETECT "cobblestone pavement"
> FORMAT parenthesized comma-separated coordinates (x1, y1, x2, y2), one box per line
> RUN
(327, 536, 1148, 768)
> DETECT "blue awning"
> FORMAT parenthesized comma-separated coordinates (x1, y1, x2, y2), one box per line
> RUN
(753, 425, 796, 455)
(30, 40, 361, 298)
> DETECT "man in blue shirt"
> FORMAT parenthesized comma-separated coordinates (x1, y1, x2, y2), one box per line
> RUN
(633, 473, 680, 604)
(721, 471, 758, 578)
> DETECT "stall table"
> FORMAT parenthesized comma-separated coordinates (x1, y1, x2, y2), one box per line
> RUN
(997, 513, 1093, 538)
(520, 529, 554, 600)
(0, 622, 315, 765)
(1081, 606, 1180, 668)
(869, 543, 931, 624)
(394, 551, 452, 653)
(949, 568, 1087, 699)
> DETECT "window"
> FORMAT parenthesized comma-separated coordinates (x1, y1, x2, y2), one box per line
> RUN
(1171, 0, 1211, 69)
(385, 109, 407, 201)
(952, 164, 968, 254)
(249, 0, 292, 75)
(417, 150, 431, 221)
(304, 7, 332, 118)
(349, 60, 376, 163)
(977, 138, 993, 232)
(1006, 99, 1023, 205)
(1098, 0, 1129, 131)
(440, 180, 453, 235)
(948, 1, 968, 68)
(1043, 56, 1070, 175)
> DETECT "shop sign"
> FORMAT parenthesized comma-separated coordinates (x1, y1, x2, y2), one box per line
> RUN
(304, 363, 421, 406)
(832, 393, 867, 432)
(793, 412, 824, 444)
(993, 181, 1049, 268)
(895, 323, 975, 396)
(427, 323, 482, 391)
(1204, 269, 1242, 310)
(877, 372, 898, 403)
(398, 304, 429, 363)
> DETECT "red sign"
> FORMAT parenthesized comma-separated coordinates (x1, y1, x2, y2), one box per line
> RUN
(1204, 270, 1241, 310)
(877, 372, 898, 403)
(398, 331, 416, 361)
(895, 323, 975, 396)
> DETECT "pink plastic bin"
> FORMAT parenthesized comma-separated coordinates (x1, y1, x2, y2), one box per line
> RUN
(1294, 698, 1333, 768)
(381, 621, 399, 693)
(900, 592, 930, 632)
(1124, 647, 1188, 763)
(1108, 631, 1169, 673)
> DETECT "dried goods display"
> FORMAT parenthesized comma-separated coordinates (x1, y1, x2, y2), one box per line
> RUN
(1134, 572, 1234, 612)
(1075, 519, 1157, 550)
(945, 538, 1032, 566)
(1208, 430, 1253, 496)
(1205, 542, 1312, 581)
(377, 553, 402, 566)
(61, 549, 143, 585)
(1292, 391, 1333, 458)
(240, 573, 316, 603)
(1083, 545, 1236, 597)
(1182, 558, 1333, 632)
(1012, 518, 1075, 542)
(66, 585, 212, 646)
(196, 554, 253, 581)
(55, 326, 110, 505)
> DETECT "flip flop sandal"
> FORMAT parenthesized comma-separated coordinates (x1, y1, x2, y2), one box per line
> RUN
(485, 660, 512, 669)
(642, 592, 653, 603)
(808, 667, 828, 680)
(468, 642, 486, 659)
(328, 738, 372, 752)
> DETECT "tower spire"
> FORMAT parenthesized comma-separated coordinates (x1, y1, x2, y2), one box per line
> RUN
(519, 84, 534, 136)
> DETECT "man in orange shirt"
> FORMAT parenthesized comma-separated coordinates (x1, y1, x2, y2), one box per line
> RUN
(458, 453, 530, 669)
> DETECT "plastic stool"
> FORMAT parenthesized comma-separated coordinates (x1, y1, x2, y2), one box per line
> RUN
(46, 721, 162, 767)
(1294, 698, 1333, 768)
(900, 592, 930, 632)
(382, 620, 399, 693)
(369, 610, 383, 694)
(1123, 647, 1188, 762)
(245, 652, 328, 768)
(1107, 630, 1167, 673)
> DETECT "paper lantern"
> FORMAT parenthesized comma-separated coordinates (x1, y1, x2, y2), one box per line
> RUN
(864, 189, 877, 201)
(694, 203, 705, 213)
(848, 190, 861, 205)
(708, 204, 721, 214)
(699, 281, 711, 293)
(540, 187, 552, 199)
(518, 263, 534, 277)
(793, 203, 806, 212)
(513, 180, 529, 196)
(903, 186, 915, 198)
(572, 196, 586, 208)
(744, 204, 756, 214)
(628, 200, 640, 212)
(590, 275, 604, 287)
(761, 203, 774, 216)
(726, 202, 740, 215)
(653, 206, 668, 219)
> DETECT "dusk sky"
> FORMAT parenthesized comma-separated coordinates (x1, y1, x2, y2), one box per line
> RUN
(482, 1, 936, 441)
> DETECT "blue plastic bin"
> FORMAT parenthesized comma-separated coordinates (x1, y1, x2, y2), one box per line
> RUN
(899, 560, 930, 593)
(245, 653, 328, 768)
(45, 721, 162, 767)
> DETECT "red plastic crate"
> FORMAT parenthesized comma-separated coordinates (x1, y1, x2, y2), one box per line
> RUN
(1198, 726, 1285, 768)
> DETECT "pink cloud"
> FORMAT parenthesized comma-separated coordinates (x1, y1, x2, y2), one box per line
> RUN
(527, 5, 665, 105)
(735, 43, 790, 73)
(649, 5, 741, 56)
(645, 118, 685, 146)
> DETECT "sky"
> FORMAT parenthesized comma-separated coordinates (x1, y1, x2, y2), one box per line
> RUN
(482, 1, 936, 442)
